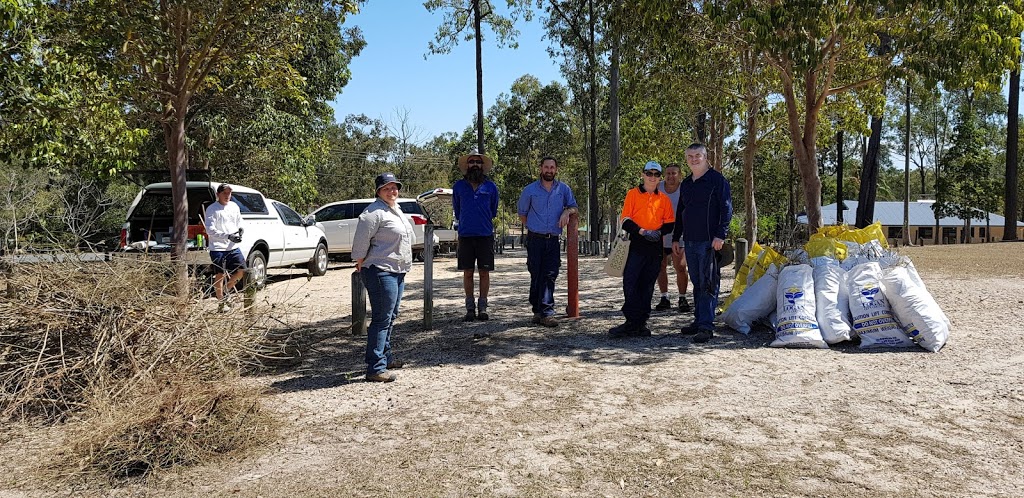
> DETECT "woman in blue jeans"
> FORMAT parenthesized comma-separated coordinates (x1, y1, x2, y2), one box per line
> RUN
(352, 172, 414, 382)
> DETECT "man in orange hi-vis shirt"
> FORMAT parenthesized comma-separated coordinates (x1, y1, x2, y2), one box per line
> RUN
(609, 161, 676, 338)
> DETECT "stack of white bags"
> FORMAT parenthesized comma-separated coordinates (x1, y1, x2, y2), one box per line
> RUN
(720, 240, 950, 352)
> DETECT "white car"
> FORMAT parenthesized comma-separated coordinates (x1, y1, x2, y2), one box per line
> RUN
(119, 182, 329, 288)
(309, 197, 431, 260)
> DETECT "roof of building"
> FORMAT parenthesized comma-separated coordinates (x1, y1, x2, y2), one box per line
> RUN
(798, 200, 1024, 227)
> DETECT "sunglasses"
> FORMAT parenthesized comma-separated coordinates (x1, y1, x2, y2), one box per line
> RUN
(644, 170, 661, 177)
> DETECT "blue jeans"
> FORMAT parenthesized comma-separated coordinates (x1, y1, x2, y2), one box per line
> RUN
(361, 265, 406, 375)
(621, 240, 662, 324)
(526, 235, 560, 317)
(684, 240, 721, 331)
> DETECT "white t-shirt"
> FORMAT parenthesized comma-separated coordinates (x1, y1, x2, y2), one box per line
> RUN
(204, 201, 243, 251)
(658, 181, 681, 248)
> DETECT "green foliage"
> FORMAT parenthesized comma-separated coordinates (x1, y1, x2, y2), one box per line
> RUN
(934, 105, 1002, 225)
(424, 0, 533, 55)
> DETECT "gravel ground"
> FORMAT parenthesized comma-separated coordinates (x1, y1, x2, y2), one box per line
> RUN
(2, 241, 1023, 497)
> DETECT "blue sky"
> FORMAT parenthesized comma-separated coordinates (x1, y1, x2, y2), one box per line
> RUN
(329, 3, 564, 143)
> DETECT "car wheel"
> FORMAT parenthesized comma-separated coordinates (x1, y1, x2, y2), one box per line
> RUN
(309, 242, 328, 276)
(244, 250, 268, 290)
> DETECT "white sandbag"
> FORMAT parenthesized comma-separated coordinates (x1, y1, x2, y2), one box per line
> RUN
(721, 264, 780, 335)
(811, 257, 853, 344)
(771, 264, 828, 349)
(881, 265, 950, 352)
(846, 262, 915, 348)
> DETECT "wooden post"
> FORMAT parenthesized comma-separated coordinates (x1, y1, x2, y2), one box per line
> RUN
(423, 224, 434, 329)
(566, 213, 579, 318)
(351, 270, 366, 336)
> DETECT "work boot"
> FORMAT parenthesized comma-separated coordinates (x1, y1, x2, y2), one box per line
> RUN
(655, 296, 671, 311)
(365, 370, 397, 382)
(636, 323, 653, 337)
(609, 321, 641, 338)
(678, 296, 692, 313)
(692, 329, 714, 343)
(680, 323, 698, 335)
(463, 310, 476, 322)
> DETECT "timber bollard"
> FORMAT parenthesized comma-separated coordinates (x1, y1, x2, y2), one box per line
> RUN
(566, 213, 579, 318)
(423, 224, 434, 329)
(351, 270, 366, 336)
(734, 238, 748, 271)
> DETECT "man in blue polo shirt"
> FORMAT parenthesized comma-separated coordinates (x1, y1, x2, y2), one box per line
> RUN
(453, 152, 500, 321)
(517, 156, 578, 327)
(671, 143, 733, 343)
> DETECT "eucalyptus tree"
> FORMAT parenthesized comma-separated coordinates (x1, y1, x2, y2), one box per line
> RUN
(717, 0, 1022, 232)
(425, 0, 533, 154)
(935, 103, 1001, 243)
(1006, 58, 1020, 240)
(52, 0, 363, 294)
(489, 75, 573, 211)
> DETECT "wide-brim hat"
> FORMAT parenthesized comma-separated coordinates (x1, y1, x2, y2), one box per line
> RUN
(457, 153, 494, 174)
(374, 172, 402, 193)
(716, 241, 735, 267)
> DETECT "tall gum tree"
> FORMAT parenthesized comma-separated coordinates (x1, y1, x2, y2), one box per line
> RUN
(63, 0, 362, 294)
(719, 1, 1023, 231)
(425, 0, 533, 154)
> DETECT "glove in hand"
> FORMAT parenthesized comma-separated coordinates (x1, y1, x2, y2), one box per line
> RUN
(643, 229, 661, 242)
(228, 234, 243, 243)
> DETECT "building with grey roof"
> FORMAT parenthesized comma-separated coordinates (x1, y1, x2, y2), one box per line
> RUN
(797, 200, 1023, 245)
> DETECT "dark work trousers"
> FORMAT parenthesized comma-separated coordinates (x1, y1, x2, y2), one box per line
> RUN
(526, 235, 561, 317)
(621, 238, 664, 325)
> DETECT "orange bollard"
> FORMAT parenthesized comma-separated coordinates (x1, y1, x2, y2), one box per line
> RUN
(566, 213, 579, 318)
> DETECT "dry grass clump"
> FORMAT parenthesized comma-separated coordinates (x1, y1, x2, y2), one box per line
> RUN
(0, 256, 276, 480)
(60, 376, 274, 480)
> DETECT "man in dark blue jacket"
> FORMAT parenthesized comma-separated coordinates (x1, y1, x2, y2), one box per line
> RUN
(453, 153, 500, 321)
(671, 143, 733, 343)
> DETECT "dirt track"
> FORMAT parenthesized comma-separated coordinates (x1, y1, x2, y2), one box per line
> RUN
(3, 242, 1023, 496)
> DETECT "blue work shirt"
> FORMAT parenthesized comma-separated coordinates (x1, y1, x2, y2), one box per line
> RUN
(517, 180, 578, 235)
(672, 168, 733, 242)
(452, 178, 499, 237)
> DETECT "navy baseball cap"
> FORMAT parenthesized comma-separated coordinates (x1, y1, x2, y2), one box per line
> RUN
(374, 172, 402, 193)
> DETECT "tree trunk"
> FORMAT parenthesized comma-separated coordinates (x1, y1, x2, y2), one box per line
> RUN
(836, 128, 844, 224)
(857, 113, 884, 228)
(609, 23, 620, 177)
(903, 78, 911, 245)
(695, 110, 707, 144)
(779, 69, 824, 231)
(165, 107, 190, 297)
(743, 94, 759, 244)
(473, 0, 485, 154)
(1004, 66, 1019, 241)
(587, 0, 599, 242)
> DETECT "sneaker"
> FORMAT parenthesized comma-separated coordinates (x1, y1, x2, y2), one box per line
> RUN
(678, 296, 692, 313)
(533, 315, 558, 328)
(609, 321, 640, 337)
(366, 370, 397, 382)
(655, 296, 671, 311)
(463, 310, 476, 322)
(477, 311, 489, 321)
(692, 329, 713, 343)
(680, 323, 698, 335)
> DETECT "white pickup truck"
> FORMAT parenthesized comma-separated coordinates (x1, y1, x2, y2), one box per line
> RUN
(118, 182, 329, 289)
(416, 188, 459, 253)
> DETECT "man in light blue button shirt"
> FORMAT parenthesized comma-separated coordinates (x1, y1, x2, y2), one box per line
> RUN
(516, 156, 578, 327)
